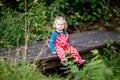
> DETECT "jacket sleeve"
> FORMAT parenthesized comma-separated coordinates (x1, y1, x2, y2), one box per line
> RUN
(49, 32, 57, 53)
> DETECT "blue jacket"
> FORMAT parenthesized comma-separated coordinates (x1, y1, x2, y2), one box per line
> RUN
(49, 30, 71, 53)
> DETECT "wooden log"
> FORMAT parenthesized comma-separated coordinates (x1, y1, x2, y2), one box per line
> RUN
(0, 30, 119, 70)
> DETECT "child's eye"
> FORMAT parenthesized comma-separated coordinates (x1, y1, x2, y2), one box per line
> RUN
(57, 23, 63, 25)
(58, 24, 61, 25)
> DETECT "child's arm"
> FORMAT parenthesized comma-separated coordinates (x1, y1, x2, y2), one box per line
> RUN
(49, 32, 57, 54)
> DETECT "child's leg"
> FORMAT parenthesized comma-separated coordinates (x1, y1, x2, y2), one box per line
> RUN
(66, 45, 85, 64)
(55, 46, 66, 62)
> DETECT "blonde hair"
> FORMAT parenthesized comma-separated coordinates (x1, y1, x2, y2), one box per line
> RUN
(53, 16, 68, 29)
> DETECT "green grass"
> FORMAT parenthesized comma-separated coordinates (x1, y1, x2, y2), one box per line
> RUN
(0, 57, 65, 80)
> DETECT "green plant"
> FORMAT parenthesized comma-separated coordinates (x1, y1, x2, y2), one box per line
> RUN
(74, 49, 118, 80)
(1, 0, 120, 49)
(0, 56, 65, 80)
(60, 49, 120, 80)
(102, 41, 120, 77)
(60, 51, 79, 79)
(0, 1, 52, 49)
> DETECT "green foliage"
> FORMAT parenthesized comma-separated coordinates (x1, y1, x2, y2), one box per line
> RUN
(102, 42, 120, 77)
(82, 0, 111, 21)
(0, 1, 120, 79)
(25, 1, 50, 41)
(60, 51, 78, 74)
(0, 1, 52, 48)
(76, 49, 115, 80)
(46, 0, 68, 26)
(45, 0, 115, 31)
(0, 7, 25, 48)
(0, 0, 120, 48)
(112, 7, 120, 30)
(0, 57, 64, 80)
(61, 49, 120, 80)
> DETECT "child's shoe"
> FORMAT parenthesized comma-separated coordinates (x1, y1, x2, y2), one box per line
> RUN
(77, 59, 86, 66)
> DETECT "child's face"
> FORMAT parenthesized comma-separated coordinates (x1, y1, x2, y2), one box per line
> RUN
(55, 20, 65, 31)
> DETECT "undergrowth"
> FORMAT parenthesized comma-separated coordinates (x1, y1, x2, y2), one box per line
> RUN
(0, 57, 64, 80)
(60, 43, 120, 80)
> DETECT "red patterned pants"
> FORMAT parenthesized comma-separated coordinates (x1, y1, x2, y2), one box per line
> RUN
(55, 34, 83, 63)
(55, 45, 82, 63)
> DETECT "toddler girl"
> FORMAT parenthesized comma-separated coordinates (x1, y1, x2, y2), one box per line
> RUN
(49, 16, 85, 66)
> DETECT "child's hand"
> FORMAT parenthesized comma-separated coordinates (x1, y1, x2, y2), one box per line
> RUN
(52, 52, 56, 54)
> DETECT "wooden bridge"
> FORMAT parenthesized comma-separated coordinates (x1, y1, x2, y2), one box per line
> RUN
(0, 30, 119, 70)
